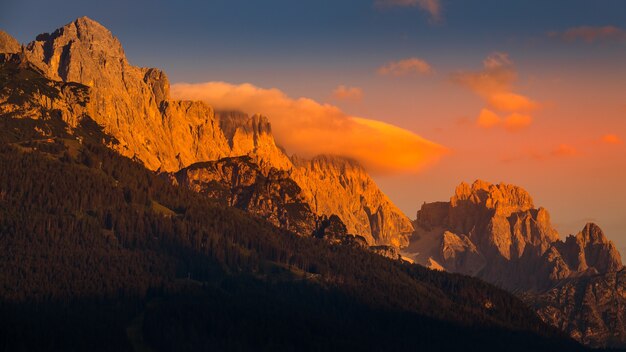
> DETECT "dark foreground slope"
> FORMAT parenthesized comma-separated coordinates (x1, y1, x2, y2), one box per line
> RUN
(0, 131, 588, 351)
(0, 47, 589, 351)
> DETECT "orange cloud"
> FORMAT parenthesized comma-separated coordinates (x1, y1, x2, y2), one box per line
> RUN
(171, 81, 447, 174)
(549, 26, 626, 43)
(601, 134, 623, 145)
(375, 0, 441, 21)
(454, 52, 539, 131)
(488, 92, 539, 112)
(476, 109, 500, 128)
(378, 58, 433, 76)
(476, 109, 532, 132)
(332, 85, 363, 101)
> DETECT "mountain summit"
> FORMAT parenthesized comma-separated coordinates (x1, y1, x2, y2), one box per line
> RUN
(0, 30, 20, 54)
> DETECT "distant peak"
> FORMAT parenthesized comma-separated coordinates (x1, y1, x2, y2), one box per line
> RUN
(28, 15, 126, 79)
(291, 154, 365, 172)
(75, 16, 100, 24)
(35, 16, 113, 41)
(70, 16, 115, 37)
(452, 180, 535, 213)
(578, 223, 609, 244)
(0, 30, 21, 54)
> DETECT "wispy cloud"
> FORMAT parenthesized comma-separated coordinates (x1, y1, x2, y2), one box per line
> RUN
(476, 109, 533, 132)
(374, 0, 442, 22)
(549, 26, 626, 43)
(332, 85, 363, 101)
(601, 134, 623, 145)
(378, 57, 433, 76)
(171, 81, 447, 174)
(453, 52, 539, 132)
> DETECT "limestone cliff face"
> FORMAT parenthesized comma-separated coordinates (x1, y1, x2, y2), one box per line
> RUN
(291, 155, 414, 247)
(526, 269, 626, 349)
(557, 223, 623, 274)
(447, 180, 557, 261)
(21, 16, 232, 171)
(0, 53, 90, 128)
(409, 180, 622, 291)
(2, 16, 413, 248)
(408, 180, 625, 347)
(0, 31, 21, 54)
(174, 151, 414, 247)
(217, 111, 293, 171)
(174, 156, 319, 236)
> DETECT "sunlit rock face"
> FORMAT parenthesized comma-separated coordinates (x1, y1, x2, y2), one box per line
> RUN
(408, 180, 625, 347)
(527, 269, 626, 349)
(22, 16, 232, 171)
(217, 111, 293, 172)
(291, 155, 414, 247)
(409, 180, 621, 291)
(6, 16, 412, 247)
(174, 156, 321, 236)
(0, 53, 91, 127)
(0, 31, 21, 54)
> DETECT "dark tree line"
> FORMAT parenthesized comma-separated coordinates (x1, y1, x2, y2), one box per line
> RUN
(0, 137, 588, 351)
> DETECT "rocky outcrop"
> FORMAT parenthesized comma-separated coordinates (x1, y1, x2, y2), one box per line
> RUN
(217, 111, 293, 171)
(408, 180, 625, 347)
(556, 223, 623, 275)
(0, 31, 20, 54)
(174, 156, 319, 236)
(440, 231, 485, 275)
(291, 155, 414, 247)
(409, 180, 572, 290)
(0, 53, 90, 127)
(526, 269, 626, 349)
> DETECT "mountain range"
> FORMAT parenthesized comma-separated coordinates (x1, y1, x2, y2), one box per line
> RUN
(0, 17, 624, 350)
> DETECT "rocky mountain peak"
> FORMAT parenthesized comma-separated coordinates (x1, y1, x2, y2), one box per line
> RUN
(26, 16, 126, 83)
(218, 111, 272, 149)
(217, 111, 292, 171)
(291, 155, 413, 247)
(0, 30, 21, 54)
(409, 181, 622, 290)
(559, 222, 623, 274)
(18, 17, 234, 172)
(451, 180, 535, 216)
(578, 222, 610, 245)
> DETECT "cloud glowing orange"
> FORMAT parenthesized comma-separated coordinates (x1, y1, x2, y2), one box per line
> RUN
(171, 81, 447, 174)
(601, 134, 623, 145)
(453, 52, 539, 131)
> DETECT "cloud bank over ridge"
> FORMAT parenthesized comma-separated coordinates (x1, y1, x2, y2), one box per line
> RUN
(171, 81, 447, 174)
